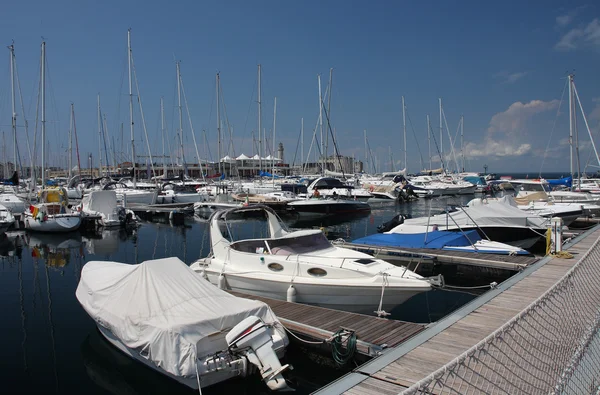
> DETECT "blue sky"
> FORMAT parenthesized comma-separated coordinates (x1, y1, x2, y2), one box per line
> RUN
(0, 0, 599, 175)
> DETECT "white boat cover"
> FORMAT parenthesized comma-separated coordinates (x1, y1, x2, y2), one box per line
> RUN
(76, 257, 279, 377)
(397, 196, 549, 230)
(82, 190, 118, 216)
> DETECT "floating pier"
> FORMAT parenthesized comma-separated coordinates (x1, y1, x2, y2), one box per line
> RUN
(229, 291, 425, 359)
(316, 225, 600, 394)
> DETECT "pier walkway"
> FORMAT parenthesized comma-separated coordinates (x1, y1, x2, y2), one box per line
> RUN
(230, 291, 425, 358)
(316, 225, 600, 395)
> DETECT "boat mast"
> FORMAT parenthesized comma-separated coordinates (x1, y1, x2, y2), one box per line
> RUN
(161, 97, 166, 178)
(97, 94, 103, 177)
(364, 129, 367, 172)
(318, 74, 324, 176)
(402, 96, 407, 172)
(9, 44, 17, 177)
(257, 64, 262, 173)
(568, 74, 574, 181)
(301, 117, 304, 173)
(460, 115, 464, 172)
(427, 115, 431, 171)
(41, 40, 46, 188)
(326, 68, 333, 161)
(176, 61, 185, 174)
(439, 98, 443, 169)
(68, 103, 73, 180)
(128, 29, 136, 187)
(216, 72, 221, 175)
(272, 96, 277, 182)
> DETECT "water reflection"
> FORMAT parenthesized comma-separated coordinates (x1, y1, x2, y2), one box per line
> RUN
(82, 229, 137, 256)
(24, 232, 83, 268)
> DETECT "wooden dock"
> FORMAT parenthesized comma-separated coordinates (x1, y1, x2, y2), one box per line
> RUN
(337, 241, 539, 271)
(315, 225, 600, 394)
(229, 291, 425, 358)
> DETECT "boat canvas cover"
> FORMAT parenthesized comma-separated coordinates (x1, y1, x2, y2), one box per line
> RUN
(82, 190, 117, 216)
(402, 196, 548, 229)
(76, 257, 278, 377)
(353, 229, 481, 249)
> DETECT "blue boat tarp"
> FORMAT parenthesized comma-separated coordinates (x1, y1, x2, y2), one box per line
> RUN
(547, 176, 572, 188)
(259, 171, 280, 178)
(353, 229, 482, 250)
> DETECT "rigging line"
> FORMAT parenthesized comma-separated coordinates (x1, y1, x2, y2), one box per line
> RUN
(442, 108, 460, 173)
(405, 110, 425, 171)
(218, 82, 236, 157)
(321, 101, 346, 177)
(291, 123, 302, 168)
(428, 117, 446, 171)
(538, 78, 568, 177)
(179, 69, 205, 182)
(113, 53, 127, 156)
(14, 55, 33, 178)
(44, 50, 63, 167)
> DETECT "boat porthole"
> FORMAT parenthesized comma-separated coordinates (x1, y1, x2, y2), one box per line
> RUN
(307, 267, 327, 277)
(268, 263, 284, 272)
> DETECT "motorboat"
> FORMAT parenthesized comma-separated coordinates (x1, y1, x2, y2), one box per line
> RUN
(0, 204, 15, 233)
(511, 178, 600, 205)
(386, 196, 549, 249)
(306, 177, 372, 201)
(23, 188, 82, 233)
(79, 190, 137, 228)
(76, 257, 291, 391)
(190, 206, 432, 314)
(156, 183, 208, 204)
(355, 221, 530, 255)
(0, 191, 26, 216)
(102, 181, 159, 206)
(287, 197, 371, 219)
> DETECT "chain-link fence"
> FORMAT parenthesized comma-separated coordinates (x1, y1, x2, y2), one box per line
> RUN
(401, 236, 600, 395)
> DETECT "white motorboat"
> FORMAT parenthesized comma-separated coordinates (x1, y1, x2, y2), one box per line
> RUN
(190, 206, 432, 314)
(511, 178, 600, 205)
(306, 177, 372, 201)
(79, 190, 136, 228)
(76, 257, 291, 391)
(23, 188, 81, 233)
(156, 183, 208, 204)
(387, 196, 549, 249)
(0, 192, 26, 216)
(102, 181, 158, 206)
(0, 204, 15, 233)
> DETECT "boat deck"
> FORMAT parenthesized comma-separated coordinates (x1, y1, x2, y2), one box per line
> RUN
(315, 225, 600, 394)
(338, 241, 539, 271)
(229, 291, 426, 358)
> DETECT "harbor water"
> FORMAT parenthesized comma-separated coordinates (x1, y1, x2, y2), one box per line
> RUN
(1, 194, 524, 394)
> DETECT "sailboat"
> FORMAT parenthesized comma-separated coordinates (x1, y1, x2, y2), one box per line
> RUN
(22, 41, 81, 233)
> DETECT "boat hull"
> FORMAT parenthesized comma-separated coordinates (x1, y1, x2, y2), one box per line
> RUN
(23, 212, 81, 232)
(288, 199, 371, 218)
(202, 269, 425, 314)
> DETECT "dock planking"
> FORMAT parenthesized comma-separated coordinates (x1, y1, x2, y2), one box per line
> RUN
(229, 291, 426, 357)
(315, 226, 600, 394)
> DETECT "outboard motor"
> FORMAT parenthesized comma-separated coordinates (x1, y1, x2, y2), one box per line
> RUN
(226, 316, 291, 391)
(377, 214, 405, 233)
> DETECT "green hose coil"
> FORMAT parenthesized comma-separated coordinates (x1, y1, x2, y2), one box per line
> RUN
(331, 329, 357, 366)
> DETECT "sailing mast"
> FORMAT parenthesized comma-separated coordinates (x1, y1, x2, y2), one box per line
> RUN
(318, 74, 324, 175)
(216, 72, 221, 175)
(176, 61, 186, 175)
(301, 118, 304, 173)
(427, 115, 432, 171)
(127, 29, 136, 187)
(41, 40, 46, 188)
(68, 103, 73, 180)
(9, 43, 17, 177)
(439, 98, 443, 169)
(402, 96, 406, 172)
(326, 68, 333, 161)
(257, 65, 262, 173)
(97, 94, 103, 177)
(568, 74, 574, 181)
(272, 97, 277, 182)
(460, 115, 465, 172)
(161, 97, 167, 178)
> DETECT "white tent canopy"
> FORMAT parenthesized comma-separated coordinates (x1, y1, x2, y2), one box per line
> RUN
(75, 257, 279, 377)
(236, 153, 250, 160)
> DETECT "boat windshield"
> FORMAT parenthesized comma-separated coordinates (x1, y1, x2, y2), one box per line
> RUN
(231, 232, 331, 255)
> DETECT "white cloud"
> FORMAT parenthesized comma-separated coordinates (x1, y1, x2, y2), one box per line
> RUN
(494, 71, 529, 84)
(556, 6, 587, 28)
(465, 100, 559, 158)
(555, 18, 600, 51)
